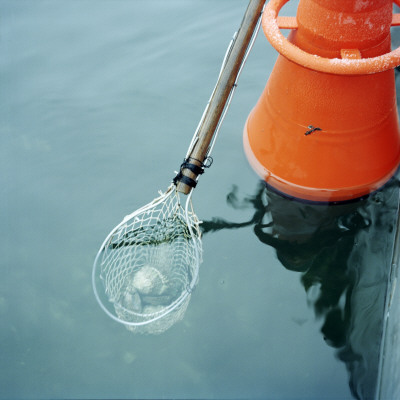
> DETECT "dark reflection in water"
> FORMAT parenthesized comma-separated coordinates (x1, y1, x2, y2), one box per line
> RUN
(202, 178, 399, 400)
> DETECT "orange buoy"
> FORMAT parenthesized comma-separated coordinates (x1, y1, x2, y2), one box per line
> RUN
(244, 0, 400, 202)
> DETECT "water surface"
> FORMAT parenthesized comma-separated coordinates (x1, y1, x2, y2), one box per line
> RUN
(1, 1, 399, 399)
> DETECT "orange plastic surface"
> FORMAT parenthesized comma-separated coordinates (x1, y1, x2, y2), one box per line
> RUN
(263, 0, 400, 74)
(244, 0, 400, 202)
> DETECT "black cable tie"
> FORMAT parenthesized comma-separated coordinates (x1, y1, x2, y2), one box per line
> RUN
(173, 156, 213, 187)
(182, 161, 204, 176)
(173, 174, 197, 188)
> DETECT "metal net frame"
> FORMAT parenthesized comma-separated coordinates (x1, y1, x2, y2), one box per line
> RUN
(92, 185, 202, 334)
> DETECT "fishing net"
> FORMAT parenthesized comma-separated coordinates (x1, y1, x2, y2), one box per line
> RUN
(92, 0, 264, 334)
(92, 186, 202, 334)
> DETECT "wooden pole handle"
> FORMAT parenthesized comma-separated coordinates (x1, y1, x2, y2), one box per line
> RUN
(175, 0, 265, 194)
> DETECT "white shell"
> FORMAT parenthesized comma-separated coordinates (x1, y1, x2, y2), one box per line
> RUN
(132, 265, 168, 296)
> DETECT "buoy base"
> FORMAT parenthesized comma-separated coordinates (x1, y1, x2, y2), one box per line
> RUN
(244, 120, 400, 203)
(244, 121, 400, 203)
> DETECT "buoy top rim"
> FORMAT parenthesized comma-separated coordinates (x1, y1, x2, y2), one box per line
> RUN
(263, 0, 400, 75)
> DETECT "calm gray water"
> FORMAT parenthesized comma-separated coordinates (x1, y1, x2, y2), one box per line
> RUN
(2, 1, 399, 399)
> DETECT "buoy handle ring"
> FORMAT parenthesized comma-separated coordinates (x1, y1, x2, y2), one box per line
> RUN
(263, 0, 400, 75)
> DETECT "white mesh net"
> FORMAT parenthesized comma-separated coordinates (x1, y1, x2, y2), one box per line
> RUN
(92, 186, 202, 334)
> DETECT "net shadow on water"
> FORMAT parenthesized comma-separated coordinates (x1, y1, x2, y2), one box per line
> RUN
(201, 177, 400, 400)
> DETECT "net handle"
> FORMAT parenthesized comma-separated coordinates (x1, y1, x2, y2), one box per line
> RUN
(175, 0, 265, 194)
